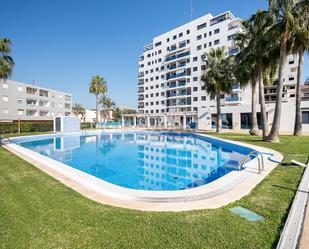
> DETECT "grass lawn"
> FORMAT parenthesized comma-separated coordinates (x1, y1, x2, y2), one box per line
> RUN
(0, 132, 307, 249)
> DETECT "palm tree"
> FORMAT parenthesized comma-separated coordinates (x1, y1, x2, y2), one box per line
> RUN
(201, 47, 234, 133)
(0, 38, 14, 80)
(72, 103, 86, 122)
(234, 21, 260, 136)
(98, 95, 116, 122)
(89, 75, 107, 125)
(266, 0, 299, 142)
(292, 1, 309, 135)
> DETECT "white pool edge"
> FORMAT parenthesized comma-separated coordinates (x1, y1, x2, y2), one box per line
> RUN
(3, 130, 283, 211)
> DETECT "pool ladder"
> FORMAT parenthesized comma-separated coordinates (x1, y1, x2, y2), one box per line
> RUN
(238, 151, 265, 174)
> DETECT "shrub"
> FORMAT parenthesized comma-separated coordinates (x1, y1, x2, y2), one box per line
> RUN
(0, 121, 53, 134)
(81, 122, 92, 129)
(20, 122, 33, 132)
(0, 123, 18, 134)
(32, 123, 53, 132)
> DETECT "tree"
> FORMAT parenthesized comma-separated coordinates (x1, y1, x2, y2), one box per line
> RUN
(98, 95, 116, 122)
(266, 0, 299, 142)
(234, 21, 260, 136)
(239, 10, 280, 141)
(0, 38, 14, 80)
(89, 75, 107, 125)
(201, 47, 234, 133)
(292, 0, 309, 135)
(72, 103, 86, 122)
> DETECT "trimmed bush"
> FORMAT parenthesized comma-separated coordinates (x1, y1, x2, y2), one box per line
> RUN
(32, 123, 53, 132)
(0, 121, 53, 134)
(0, 123, 18, 134)
(81, 122, 92, 129)
(20, 122, 33, 132)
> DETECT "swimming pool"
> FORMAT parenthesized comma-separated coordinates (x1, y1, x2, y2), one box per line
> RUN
(12, 131, 254, 191)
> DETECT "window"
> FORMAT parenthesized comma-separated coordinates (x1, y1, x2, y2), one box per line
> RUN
(193, 87, 198, 91)
(173, 35, 177, 40)
(2, 108, 9, 114)
(201, 96, 206, 101)
(240, 112, 263, 129)
(187, 39, 190, 44)
(212, 113, 233, 129)
(214, 28, 220, 34)
(193, 57, 198, 62)
(209, 41, 212, 47)
(193, 67, 198, 72)
(193, 77, 198, 81)
(193, 107, 198, 111)
(227, 34, 234, 41)
(302, 111, 309, 124)
(17, 109, 24, 115)
(179, 32, 183, 37)
(197, 23, 207, 30)
(289, 60, 294, 64)
(58, 103, 62, 108)
(17, 98, 22, 104)
(204, 33, 207, 38)
(201, 85, 205, 90)
(17, 86, 23, 92)
(204, 43, 207, 48)
(155, 41, 161, 47)
(214, 39, 220, 45)
(289, 77, 295, 81)
(167, 38, 170, 42)
(186, 29, 190, 34)
(197, 45, 202, 51)
(2, 83, 8, 89)
(197, 35, 202, 40)
(291, 67, 297, 72)
(193, 97, 198, 101)
(209, 31, 212, 36)
(2, 95, 8, 102)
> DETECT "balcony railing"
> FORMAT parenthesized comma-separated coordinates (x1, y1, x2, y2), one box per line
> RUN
(225, 96, 242, 102)
(165, 51, 190, 62)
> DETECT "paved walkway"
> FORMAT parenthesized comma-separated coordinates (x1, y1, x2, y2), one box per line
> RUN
(300, 201, 309, 249)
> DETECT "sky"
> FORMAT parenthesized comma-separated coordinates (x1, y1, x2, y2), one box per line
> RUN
(1, 0, 309, 109)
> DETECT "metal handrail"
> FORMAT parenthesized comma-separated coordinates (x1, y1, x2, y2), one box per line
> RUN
(238, 151, 264, 174)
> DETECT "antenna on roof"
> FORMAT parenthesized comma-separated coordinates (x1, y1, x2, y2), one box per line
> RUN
(190, 0, 193, 21)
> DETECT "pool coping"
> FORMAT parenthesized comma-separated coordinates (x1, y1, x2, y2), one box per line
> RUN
(3, 130, 283, 211)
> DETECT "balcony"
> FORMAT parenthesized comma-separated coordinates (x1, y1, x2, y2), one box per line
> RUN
(138, 87, 144, 93)
(138, 95, 144, 101)
(210, 12, 233, 26)
(225, 95, 242, 105)
(138, 72, 144, 78)
(138, 79, 144, 86)
(144, 43, 153, 52)
(165, 51, 190, 62)
(166, 72, 186, 80)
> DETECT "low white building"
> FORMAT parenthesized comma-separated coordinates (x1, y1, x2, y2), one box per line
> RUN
(0, 79, 72, 121)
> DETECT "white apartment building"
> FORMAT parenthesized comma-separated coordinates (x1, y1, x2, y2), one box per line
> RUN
(0, 79, 72, 121)
(135, 11, 309, 134)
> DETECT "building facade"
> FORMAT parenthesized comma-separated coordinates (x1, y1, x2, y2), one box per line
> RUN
(136, 11, 309, 134)
(0, 79, 72, 121)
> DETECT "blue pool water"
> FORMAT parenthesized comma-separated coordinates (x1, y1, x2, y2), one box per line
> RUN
(14, 132, 254, 191)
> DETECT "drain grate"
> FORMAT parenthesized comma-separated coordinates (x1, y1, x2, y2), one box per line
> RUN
(229, 206, 264, 222)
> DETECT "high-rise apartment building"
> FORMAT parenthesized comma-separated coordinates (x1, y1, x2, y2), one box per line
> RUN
(136, 11, 309, 133)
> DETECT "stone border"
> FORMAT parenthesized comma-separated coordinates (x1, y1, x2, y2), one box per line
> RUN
(3, 130, 283, 211)
(277, 161, 309, 249)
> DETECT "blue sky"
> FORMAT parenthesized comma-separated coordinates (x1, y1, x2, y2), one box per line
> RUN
(1, 0, 308, 108)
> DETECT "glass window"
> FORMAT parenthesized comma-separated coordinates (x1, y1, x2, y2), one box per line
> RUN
(302, 111, 309, 124)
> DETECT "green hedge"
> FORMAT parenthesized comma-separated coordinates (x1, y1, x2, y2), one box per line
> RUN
(0, 122, 53, 134)
(81, 122, 92, 129)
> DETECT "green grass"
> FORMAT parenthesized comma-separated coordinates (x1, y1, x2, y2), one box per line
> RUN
(0, 132, 307, 249)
